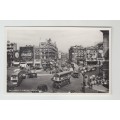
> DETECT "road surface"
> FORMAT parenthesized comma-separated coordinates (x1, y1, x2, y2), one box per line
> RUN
(7, 67, 100, 93)
(8, 73, 83, 93)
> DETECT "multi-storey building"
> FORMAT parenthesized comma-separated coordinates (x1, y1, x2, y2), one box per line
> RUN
(85, 46, 98, 65)
(96, 42, 104, 66)
(18, 39, 58, 68)
(69, 45, 85, 66)
(58, 51, 69, 67)
(7, 41, 17, 67)
(101, 30, 109, 81)
(39, 39, 58, 67)
(34, 47, 41, 68)
(58, 51, 68, 61)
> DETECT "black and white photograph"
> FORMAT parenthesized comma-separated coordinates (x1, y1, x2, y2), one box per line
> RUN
(6, 27, 111, 94)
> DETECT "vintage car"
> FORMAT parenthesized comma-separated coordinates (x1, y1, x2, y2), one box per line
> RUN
(28, 69, 37, 78)
(37, 84, 48, 92)
(31, 84, 48, 93)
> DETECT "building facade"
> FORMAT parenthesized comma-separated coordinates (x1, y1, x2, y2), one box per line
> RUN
(34, 47, 41, 68)
(39, 39, 58, 68)
(101, 30, 109, 81)
(96, 42, 104, 66)
(69, 45, 85, 66)
(85, 46, 98, 65)
(58, 51, 68, 61)
(17, 39, 58, 68)
(58, 51, 69, 67)
(7, 41, 17, 67)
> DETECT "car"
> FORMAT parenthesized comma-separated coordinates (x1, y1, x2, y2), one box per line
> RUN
(68, 90, 76, 93)
(51, 69, 57, 74)
(35, 67, 42, 70)
(28, 69, 37, 78)
(36, 84, 48, 92)
(20, 62, 27, 68)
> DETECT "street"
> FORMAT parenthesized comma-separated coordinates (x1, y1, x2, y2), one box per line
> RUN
(7, 28, 110, 94)
(8, 67, 100, 93)
(8, 69, 84, 93)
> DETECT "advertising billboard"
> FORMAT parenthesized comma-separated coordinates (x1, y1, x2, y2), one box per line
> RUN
(97, 49, 104, 61)
(19, 46, 34, 62)
(13, 51, 19, 62)
(86, 49, 97, 61)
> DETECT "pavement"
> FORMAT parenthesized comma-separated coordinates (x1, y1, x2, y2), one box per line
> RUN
(80, 67, 109, 93)
(92, 85, 108, 93)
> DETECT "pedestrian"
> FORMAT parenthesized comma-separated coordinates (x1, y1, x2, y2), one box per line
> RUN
(89, 76, 92, 89)
(82, 77, 86, 93)
(88, 79, 91, 89)
(84, 75, 88, 87)
(82, 85, 85, 93)
(91, 79, 94, 88)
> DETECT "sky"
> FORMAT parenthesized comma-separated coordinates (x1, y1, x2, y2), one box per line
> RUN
(7, 27, 104, 53)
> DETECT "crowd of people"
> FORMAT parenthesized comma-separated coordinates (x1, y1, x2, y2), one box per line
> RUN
(83, 74, 109, 90)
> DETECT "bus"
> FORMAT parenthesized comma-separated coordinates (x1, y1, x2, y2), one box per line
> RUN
(51, 71, 72, 89)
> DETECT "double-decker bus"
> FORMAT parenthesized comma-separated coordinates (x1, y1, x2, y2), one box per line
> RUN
(51, 71, 72, 89)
